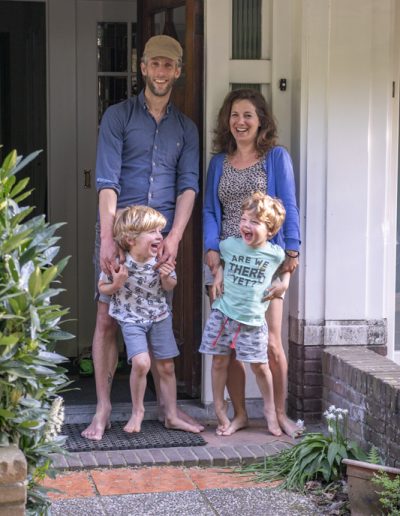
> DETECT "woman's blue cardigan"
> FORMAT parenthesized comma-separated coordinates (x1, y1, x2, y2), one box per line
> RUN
(203, 146, 301, 253)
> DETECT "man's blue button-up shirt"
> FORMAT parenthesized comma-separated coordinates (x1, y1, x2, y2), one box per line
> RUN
(96, 90, 199, 232)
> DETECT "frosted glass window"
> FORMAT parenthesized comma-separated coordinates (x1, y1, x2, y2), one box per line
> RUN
(232, 0, 261, 59)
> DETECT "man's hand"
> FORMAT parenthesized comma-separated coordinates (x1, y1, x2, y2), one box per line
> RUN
(110, 263, 128, 289)
(158, 262, 176, 279)
(100, 236, 125, 275)
(205, 250, 221, 276)
(156, 232, 180, 267)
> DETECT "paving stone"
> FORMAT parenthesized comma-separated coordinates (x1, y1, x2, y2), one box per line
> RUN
(121, 449, 141, 466)
(107, 451, 127, 467)
(66, 454, 83, 470)
(78, 452, 98, 468)
(134, 449, 155, 466)
(205, 447, 227, 466)
(51, 453, 69, 469)
(244, 444, 265, 459)
(219, 446, 241, 465)
(175, 447, 198, 467)
(148, 448, 170, 465)
(162, 448, 184, 466)
(191, 446, 213, 466)
(232, 445, 258, 464)
(92, 451, 111, 467)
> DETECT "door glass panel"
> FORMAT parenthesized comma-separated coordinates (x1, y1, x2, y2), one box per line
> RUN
(97, 22, 127, 72)
(232, 0, 261, 59)
(97, 22, 137, 123)
(153, 6, 185, 46)
(98, 76, 127, 124)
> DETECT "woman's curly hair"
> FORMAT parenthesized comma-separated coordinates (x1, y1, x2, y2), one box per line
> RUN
(213, 88, 278, 157)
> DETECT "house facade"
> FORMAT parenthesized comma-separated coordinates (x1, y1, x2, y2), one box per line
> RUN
(1, 0, 399, 421)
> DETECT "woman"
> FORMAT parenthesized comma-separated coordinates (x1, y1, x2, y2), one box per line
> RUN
(203, 88, 301, 437)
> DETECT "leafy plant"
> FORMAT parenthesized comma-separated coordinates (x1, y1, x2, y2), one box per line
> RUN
(0, 150, 72, 514)
(367, 445, 383, 465)
(239, 406, 367, 492)
(372, 471, 400, 515)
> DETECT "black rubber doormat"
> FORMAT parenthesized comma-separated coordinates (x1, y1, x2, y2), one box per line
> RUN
(62, 420, 207, 452)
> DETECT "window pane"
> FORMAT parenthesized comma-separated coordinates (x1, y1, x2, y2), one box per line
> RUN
(98, 76, 127, 123)
(97, 23, 127, 72)
(231, 83, 261, 92)
(232, 0, 261, 59)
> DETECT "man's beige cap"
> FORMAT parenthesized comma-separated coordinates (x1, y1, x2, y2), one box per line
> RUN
(143, 35, 183, 61)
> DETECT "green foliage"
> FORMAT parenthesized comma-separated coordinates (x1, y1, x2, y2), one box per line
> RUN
(0, 150, 72, 515)
(239, 406, 367, 492)
(367, 445, 383, 465)
(372, 471, 400, 515)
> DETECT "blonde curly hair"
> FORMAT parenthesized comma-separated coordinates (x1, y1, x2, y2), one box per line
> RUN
(241, 191, 286, 238)
(113, 205, 166, 251)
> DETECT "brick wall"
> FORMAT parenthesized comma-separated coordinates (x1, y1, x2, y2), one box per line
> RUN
(322, 346, 400, 467)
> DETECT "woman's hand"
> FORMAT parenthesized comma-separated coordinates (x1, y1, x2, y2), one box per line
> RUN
(205, 250, 221, 276)
(262, 273, 290, 302)
(211, 265, 224, 299)
(280, 255, 299, 274)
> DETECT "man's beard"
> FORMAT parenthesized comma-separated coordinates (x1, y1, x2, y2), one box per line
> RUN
(145, 76, 176, 97)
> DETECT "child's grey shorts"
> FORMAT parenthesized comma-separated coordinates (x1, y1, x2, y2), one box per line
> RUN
(199, 309, 268, 363)
(119, 315, 179, 363)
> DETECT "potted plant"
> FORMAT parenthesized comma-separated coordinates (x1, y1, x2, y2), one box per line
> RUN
(0, 150, 72, 514)
(343, 457, 400, 515)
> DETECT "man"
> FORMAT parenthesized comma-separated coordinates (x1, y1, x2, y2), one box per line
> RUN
(82, 35, 202, 440)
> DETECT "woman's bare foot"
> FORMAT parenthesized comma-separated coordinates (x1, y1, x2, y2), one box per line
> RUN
(81, 408, 111, 441)
(265, 409, 282, 437)
(221, 414, 248, 436)
(164, 416, 201, 433)
(278, 414, 304, 438)
(124, 410, 144, 433)
(215, 400, 230, 436)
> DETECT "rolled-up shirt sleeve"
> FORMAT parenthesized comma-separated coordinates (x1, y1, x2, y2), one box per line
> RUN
(176, 119, 199, 196)
(96, 105, 126, 195)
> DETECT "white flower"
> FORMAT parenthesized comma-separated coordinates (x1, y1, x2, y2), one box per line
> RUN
(328, 405, 336, 412)
(45, 396, 65, 440)
(296, 419, 305, 429)
(325, 413, 335, 421)
(342, 409, 349, 415)
(328, 425, 333, 433)
(337, 413, 343, 420)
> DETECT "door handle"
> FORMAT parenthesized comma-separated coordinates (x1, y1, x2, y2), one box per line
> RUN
(83, 169, 91, 188)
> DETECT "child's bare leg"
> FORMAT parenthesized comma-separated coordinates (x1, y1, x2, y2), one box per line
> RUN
(224, 354, 248, 435)
(151, 357, 204, 432)
(155, 358, 200, 433)
(124, 352, 150, 433)
(250, 362, 282, 436)
(211, 355, 231, 435)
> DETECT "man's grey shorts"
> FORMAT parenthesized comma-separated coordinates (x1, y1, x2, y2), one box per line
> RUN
(199, 309, 268, 363)
(119, 315, 179, 363)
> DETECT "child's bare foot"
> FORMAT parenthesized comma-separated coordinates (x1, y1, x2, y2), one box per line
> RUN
(278, 415, 305, 438)
(265, 409, 282, 437)
(215, 400, 230, 436)
(164, 416, 201, 433)
(81, 408, 111, 441)
(124, 411, 144, 433)
(221, 414, 248, 436)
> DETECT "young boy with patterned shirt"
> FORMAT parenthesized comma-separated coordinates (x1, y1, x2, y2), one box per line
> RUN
(200, 192, 290, 436)
(98, 205, 199, 434)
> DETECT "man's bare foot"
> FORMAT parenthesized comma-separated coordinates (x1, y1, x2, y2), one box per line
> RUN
(159, 406, 205, 432)
(215, 400, 230, 436)
(81, 410, 111, 441)
(278, 415, 305, 438)
(124, 411, 144, 433)
(221, 414, 248, 436)
(164, 416, 201, 433)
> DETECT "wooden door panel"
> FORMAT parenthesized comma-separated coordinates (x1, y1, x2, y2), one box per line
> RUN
(138, 0, 203, 397)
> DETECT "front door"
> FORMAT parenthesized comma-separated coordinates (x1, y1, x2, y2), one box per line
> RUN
(137, 0, 204, 397)
(75, 0, 138, 359)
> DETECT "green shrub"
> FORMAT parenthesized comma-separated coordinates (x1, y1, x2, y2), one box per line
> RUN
(239, 406, 367, 492)
(0, 150, 72, 514)
(372, 471, 400, 515)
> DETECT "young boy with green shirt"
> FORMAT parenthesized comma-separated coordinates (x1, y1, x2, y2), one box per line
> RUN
(200, 192, 290, 436)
